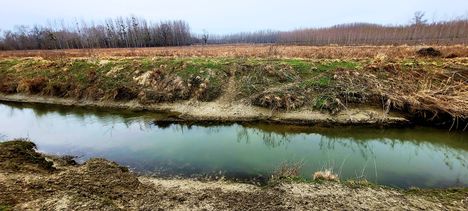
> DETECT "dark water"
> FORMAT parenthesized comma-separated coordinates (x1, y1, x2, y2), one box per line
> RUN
(0, 102, 467, 188)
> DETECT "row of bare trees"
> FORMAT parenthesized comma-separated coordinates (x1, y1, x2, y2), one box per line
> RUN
(1, 14, 467, 50)
(278, 20, 468, 45)
(207, 30, 280, 44)
(0, 17, 191, 50)
(210, 19, 468, 45)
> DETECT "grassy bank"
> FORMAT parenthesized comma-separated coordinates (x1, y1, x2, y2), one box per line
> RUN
(0, 47, 466, 128)
(0, 140, 467, 210)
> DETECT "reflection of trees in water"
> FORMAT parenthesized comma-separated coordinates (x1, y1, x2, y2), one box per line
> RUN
(3, 102, 466, 171)
(318, 136, 377, 161)
(2, 102, 168, 143)
(103, 119, 155, 137)
(236, 126, 292, 148)
(316, 136, 379, 181)
(235, 123, 467, 171)
(168, 124, 223, 135)
(2, 102, 158, 133)
(319, 136, 467, 171)
(162, 123, 293, 147)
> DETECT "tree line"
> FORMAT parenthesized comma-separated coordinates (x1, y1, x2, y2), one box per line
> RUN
(210, 19, 468, 45)
(277, 20, 468, 45)
(1, 14, 467, 50)
(207, 30, 280, 44)
(0, 17, 191, 50)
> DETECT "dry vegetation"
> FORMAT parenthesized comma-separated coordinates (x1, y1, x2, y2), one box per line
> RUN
(0, 45, 467, 129)
(0, 44, 467, 59)
(1, 16, 465, 50)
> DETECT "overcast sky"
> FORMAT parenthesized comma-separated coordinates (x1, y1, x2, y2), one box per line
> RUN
(0, 0, 467, 34)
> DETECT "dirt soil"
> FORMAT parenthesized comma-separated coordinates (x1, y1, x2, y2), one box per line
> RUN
(0, 94, 409, 127)
(1, 140, 467, 210)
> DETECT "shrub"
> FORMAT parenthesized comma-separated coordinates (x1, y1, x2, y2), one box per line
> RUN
(416, 47, 442, 57)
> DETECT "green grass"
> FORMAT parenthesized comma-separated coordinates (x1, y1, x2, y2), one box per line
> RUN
(315, 60, 360, 72)
(0, 57, 367, 108)
(300, 76, 332, 89)
(282, 59, 312, 73)
(165, 58, 228, 80)
(0, 204, 12, 211)
(313, 96, 329, 109)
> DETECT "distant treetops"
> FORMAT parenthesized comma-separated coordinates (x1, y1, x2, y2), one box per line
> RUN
(1, 14, 467, 50)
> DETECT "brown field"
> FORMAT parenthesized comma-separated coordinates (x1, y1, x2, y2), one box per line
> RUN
(0, 44, 467, 59)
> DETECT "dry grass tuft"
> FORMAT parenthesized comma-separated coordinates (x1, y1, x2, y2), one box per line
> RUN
(313, 169, 339, 181)
(252, 89, 307, 111)
(271, 161, 304, 180)
(17, 77, 48, 94)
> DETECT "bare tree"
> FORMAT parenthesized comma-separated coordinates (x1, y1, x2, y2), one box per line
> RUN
(412, 11, 428, 25)
(1, 15, 467, 50)
(202, 29, 209, 45)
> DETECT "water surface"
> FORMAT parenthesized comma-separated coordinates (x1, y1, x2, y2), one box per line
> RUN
(0, 102, 467, 188)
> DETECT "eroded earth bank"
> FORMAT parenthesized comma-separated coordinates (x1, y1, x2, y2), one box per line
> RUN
(0, 46, 467, 128)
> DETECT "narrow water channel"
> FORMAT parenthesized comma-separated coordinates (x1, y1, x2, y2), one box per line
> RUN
(0, 102, 466, 188)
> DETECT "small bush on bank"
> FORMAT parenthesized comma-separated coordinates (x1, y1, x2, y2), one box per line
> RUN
(416, 47, 442, 57)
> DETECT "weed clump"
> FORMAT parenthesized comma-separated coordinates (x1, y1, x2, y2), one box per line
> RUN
(113, 86, 138, 101)
(135, 66, 224, 103)
(187, 75, 222, 102)
(17, 77, 48, 94)
(252, 89, 306, 111)
(416, 47, 442, 57)
(0, 76, 18, 94)
(136, 70, 190, 103)
(270, 161, 303, 182)
(313, 170, 339, 181)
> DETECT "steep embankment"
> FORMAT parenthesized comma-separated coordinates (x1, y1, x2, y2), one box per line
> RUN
(0, 55, 466, 128)
(1, 140, 467, 210)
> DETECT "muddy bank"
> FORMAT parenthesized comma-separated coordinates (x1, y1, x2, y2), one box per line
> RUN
(0, 56, 466, 129)
(0, 94, 409, 127)
(0, 140, 467, 210)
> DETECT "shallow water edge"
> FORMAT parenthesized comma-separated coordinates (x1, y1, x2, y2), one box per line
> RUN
(0, 93, 410, 127)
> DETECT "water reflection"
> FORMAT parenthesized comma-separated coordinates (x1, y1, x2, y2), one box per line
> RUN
(236, 127, 292, 148)
(0, 102, 467, 188)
